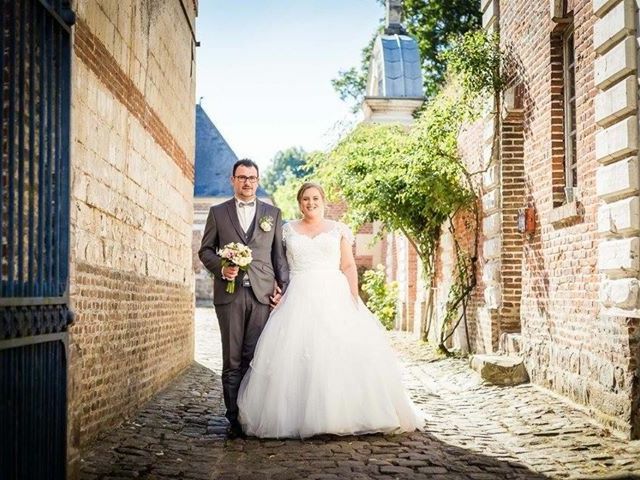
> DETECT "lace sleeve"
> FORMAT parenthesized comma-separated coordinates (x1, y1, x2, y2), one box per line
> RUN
(337, 222, 355, 246)
(282, 222, 291, 243)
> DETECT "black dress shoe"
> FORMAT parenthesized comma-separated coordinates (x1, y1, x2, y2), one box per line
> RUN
(226, 420, 245, 439)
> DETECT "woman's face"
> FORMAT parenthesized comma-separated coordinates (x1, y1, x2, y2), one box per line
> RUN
(299, 187, 324, 219)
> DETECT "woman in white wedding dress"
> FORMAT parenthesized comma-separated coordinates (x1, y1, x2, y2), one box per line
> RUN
(237, 182, 422, 439)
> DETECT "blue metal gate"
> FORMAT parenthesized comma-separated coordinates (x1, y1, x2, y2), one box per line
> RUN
(1, 0, 75, 478)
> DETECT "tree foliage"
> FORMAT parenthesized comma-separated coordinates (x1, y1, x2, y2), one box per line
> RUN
(271, 174, 306, 221)
(440, 29, 504, 99)
(261, 147, 310, 195)
(318, 29, 504, 353)
(311, 83, 475, 276)
(404, 0, 482, 97)
(361, 265, 399, 330)
(332, 0, 481, 107)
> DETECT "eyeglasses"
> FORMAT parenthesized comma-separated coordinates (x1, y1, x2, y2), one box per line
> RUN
(234, 175, 259, 184)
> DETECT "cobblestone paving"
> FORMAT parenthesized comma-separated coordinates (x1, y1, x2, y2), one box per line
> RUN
(80, 308, 640, 480)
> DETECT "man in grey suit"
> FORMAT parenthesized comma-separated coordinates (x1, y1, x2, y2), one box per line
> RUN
(198, 159, 289, 438)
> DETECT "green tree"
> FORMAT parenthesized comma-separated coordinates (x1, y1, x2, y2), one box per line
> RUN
(361, 265, 399, 330)
(332, 0, 481, 107)
(318, 30, 503, 353)
(404, 0, 482, 96)
(311, 87, 474, 273)
(261, 147, 309, 195)
(271, 173, 305, 221)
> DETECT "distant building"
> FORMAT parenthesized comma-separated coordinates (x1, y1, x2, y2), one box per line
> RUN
(193, 104, 268, 303)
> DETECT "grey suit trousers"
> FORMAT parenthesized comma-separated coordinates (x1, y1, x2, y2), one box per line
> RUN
(215, 285, 271, 422)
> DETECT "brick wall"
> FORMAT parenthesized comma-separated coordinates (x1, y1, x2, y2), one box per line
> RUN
(453, 0, 640, 438)
(325, 200, 375, 268)
(67, 0, 197, 473)
(499, 113, 525, 335)
(501, 0, 615, 433)
(68, 262, 193, 435)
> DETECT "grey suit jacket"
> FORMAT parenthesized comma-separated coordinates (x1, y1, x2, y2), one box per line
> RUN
(198, 198, 289, 306)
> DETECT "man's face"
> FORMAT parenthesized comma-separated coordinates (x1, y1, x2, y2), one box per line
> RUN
(231, 165, 259, 201)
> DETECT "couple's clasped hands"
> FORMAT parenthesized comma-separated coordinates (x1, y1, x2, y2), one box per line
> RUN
(270, 285, 283, 309)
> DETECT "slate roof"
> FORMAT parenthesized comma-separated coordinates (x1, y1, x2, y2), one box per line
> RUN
(368, 34, 423, 98)
(194, 104, 267, 197)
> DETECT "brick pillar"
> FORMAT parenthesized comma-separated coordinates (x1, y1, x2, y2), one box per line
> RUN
(395, 234, 408, 330)
(499, 105, 525, 335)
(406, 243, 419, 332)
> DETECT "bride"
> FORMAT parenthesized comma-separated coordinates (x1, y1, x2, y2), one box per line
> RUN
(237, 182, 422, 438)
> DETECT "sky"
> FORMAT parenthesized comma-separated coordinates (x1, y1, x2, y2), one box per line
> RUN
(195, 0, 384, 171)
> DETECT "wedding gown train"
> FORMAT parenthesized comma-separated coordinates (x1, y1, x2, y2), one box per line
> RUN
(237, 220, 423, 438)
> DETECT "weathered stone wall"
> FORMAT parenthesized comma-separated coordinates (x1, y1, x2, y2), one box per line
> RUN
(67, 0, 198, 473)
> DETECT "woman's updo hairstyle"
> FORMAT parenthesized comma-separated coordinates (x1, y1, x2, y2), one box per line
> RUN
(296, 182, 326, 203)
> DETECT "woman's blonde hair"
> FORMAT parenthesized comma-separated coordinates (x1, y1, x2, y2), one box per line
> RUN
(296, 182, 326, 203)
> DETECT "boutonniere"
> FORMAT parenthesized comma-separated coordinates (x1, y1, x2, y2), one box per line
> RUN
(259, 215, 274, 232)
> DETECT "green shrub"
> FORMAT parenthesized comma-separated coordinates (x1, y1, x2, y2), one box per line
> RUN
(361, 265, 398, 330)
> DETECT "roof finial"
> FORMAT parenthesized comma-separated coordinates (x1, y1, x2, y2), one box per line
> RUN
(385, 0, 406, 35)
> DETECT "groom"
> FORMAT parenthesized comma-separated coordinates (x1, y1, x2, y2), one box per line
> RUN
(198, 159, 289, 438)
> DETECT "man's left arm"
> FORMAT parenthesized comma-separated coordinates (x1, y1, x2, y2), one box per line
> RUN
(199, 207, 222, 277)
(271, 208, 289, 294)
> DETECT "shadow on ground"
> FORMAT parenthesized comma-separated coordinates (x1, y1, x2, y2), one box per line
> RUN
(80, 362, 555, 480)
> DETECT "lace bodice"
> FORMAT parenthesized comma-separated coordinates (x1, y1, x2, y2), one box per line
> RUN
(283, 221, 354, 273)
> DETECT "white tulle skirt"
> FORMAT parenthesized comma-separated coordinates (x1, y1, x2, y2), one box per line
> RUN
(237, 268, 423, 439)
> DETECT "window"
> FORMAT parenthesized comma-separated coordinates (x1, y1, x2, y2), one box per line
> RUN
(550, 8, 576, 209)
(562, 26, 577, 202)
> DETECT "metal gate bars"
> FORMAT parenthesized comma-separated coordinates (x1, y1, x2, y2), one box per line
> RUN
(1, 1, 75, 478)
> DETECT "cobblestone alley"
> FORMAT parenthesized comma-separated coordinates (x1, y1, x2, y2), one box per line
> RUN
(79, 309, 640, 480)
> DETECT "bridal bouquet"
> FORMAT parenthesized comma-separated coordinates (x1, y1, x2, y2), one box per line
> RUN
(218, 242, 253, 294)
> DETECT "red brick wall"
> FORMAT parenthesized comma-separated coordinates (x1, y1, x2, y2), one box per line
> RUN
(440, 117, 487, 351)
(325, 200, 374, 268)
(499, 0, 603, 413)
(406, 244, 418, 331)
(454, 0, 639, 436)
(69, 263, 193, 439)
(500, 114, 525, 334)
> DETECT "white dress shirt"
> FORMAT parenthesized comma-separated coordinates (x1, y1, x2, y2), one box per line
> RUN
(235, 196, 256, 233)
(221, 197, 256, 282)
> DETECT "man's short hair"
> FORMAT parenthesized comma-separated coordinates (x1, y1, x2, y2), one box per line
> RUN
(232, 159, 260, 176)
